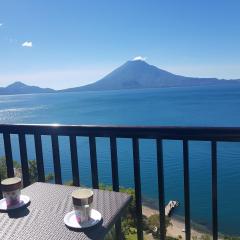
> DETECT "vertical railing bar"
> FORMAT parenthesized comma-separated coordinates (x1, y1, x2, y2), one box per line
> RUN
(110, 137, 121, 239)
(51, 134, 62, 184)
(89, 136, 99, 189)
(3, 133, 14, 178)
(156, 139, 166, 240)
(69, 135, 80, 186)
(183, 140, 191, 240)
(0, 172, 2, 199)
(132, 137, 143, 240)
(18, 133, 30, 187)
(34, 133, 45, 182)
(211, 141, 218, 240)
(110, 137, 119, 192)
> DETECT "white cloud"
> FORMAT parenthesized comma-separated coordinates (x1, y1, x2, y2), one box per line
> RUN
(22, 41, 33, 48)
(0, 23, 3, 27)
(132, 56, 146, 61)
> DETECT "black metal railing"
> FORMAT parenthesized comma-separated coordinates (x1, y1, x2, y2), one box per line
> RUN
(1, 124, 240, 240)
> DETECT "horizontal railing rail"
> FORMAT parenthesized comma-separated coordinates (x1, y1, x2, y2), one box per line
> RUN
(0, 123, 239, 240)
(1, 123, 240, 140)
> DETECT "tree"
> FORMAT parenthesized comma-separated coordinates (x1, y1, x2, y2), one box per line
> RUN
(0, 157, 7, 179)
(146, 213, 172, 239)
(99, 184, 137, 239)
(199, 235, 211, 240)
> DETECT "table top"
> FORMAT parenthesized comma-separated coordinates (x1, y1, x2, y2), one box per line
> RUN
(0, 182, 132, 240)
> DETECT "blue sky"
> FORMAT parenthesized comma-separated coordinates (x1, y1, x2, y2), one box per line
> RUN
(1, 1, 240, 90)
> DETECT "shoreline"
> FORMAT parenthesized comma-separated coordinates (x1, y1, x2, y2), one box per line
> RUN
(142, 205, 210, 239)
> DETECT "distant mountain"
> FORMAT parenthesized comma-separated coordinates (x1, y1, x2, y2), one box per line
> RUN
(63, 60, 240, 92)
(3, 61, 240, 95)
(0, 82, 55, 95)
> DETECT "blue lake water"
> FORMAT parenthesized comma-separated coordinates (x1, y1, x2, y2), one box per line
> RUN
(0, 85, 240, 235)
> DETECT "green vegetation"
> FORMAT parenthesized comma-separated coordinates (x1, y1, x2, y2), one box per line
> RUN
(2, 158, 240, 240)
(99, 184, 172, 240)
(0, 156, 18, 179)
(99, 184, 137, 239)
(0, 156, 53, 183)
(145, 214, 172, 239)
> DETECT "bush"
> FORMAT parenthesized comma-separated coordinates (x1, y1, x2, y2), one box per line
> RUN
(0, 156, 53, 183)
(146, 214, 172, 239)
(99, 184, 137, 239)
(100, 184, 174, 240)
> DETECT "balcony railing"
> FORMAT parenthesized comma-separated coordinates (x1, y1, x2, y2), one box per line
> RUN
(1, 124, 240, 240)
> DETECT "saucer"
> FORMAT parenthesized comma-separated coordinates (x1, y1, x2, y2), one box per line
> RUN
(0, 195, 30, 211)
(64, 209, 102, 229)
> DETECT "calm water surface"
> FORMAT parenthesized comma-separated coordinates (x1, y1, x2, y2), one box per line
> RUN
(0, 85, 240, 235)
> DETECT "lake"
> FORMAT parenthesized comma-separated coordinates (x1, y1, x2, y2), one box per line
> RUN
(0, 85, 240, 235)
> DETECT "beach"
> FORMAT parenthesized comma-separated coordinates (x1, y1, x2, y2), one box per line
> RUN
(142, 205, 206, 239)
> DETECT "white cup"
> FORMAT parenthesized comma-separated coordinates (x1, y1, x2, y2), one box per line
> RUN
(73, 204, 91, 223)
(72, 189, 94, 223)
(1, 177, 22, 208)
